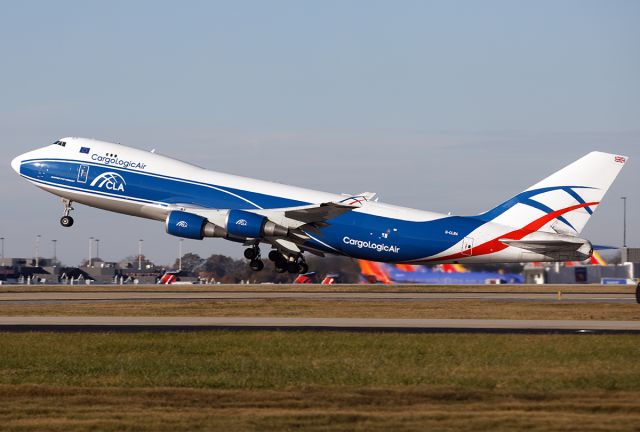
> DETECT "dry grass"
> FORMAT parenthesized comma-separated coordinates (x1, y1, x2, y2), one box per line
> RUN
(0, 299, 638, 320)
(1, 385, 639, 431)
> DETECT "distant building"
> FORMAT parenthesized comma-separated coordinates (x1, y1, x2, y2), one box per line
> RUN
(524, 248, 640, 284)
(0, 257, 55, 268)
(0, 259, 53, 284)
(0, 255, 169, 285)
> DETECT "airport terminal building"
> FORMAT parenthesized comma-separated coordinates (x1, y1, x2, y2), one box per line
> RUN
(524, 248, 640, 284)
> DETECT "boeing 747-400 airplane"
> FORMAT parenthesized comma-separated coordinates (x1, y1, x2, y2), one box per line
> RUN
(11, 138, 627, 273)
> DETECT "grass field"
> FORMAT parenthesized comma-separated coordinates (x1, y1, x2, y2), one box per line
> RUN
(1, 331, 639, 431)
(1, 284, 638, 430)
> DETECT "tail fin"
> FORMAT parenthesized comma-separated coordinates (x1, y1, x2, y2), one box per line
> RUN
(358, 260, 392, 284)
(590, 250, 607, 265)
(478, 152, 628, 235)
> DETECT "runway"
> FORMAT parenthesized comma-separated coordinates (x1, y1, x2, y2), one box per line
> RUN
(2, 289, 636, 333)
(0, 316, 638, 334)
(0, 290, 635, 304)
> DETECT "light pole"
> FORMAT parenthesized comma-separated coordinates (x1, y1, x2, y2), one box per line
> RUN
(1, 237, 4, 261)
(138, 239, 143, 270)
(35, 235, 41, 267)
(89, 236, 94, 267)
(622, 197, 627, 248)
(178, 239, 183, 271)
(52, 240, 57, 265)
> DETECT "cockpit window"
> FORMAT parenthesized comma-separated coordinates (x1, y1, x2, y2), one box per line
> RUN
(53, 140, 66, 147)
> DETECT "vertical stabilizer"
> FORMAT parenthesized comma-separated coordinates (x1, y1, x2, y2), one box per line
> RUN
(478, 152, 628, 235)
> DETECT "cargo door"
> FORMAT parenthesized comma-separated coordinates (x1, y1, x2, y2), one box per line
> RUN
(461, 237, 474, 256)
(77, 165, 90, 183)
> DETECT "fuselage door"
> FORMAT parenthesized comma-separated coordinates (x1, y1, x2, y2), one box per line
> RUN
(461, 237, 474, 256)
(77, 165, 90, 183)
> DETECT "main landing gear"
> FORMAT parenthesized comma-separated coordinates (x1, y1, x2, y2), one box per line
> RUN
(243, 245, 308, 274)
(268, 250, 308, 274)
(244, 245, 264, 271)
(60, 199, 74, 227)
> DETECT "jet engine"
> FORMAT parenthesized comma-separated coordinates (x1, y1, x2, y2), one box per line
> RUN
(225, 209, 288, 238)
(165, 210, 226, 240)
(165, 209, 288, 240)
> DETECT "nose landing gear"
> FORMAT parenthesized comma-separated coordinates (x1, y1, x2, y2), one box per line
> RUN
(60, 199, 74, 227)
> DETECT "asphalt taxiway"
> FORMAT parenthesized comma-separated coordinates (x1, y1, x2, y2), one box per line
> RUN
(0, 290, 635, 304)
(1, 288, 637, 334)
(0, 316, 638, 334)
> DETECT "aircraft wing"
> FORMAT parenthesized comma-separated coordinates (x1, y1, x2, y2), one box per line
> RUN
(282, 193, 376, 225)
(284, 203, 351, 225)
(171, 193, 377, 256)
(257, 193, 377, 255)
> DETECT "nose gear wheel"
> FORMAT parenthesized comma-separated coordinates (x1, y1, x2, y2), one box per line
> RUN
(60, 199, 75, 227)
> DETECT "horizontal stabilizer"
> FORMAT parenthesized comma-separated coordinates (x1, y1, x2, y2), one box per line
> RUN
(500, 238, 590, 254)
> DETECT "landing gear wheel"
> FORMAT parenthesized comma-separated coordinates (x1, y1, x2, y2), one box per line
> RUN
(60, 216, 74, 227)
(274, 256, 288, 273)
(249, 259, 264, 271)
(244, 247, 259, 260)
(287, 261, 301, 274)
(274, 255, 287, 267)
(268, 250, 281, 262)
(298, 262, 309, 274)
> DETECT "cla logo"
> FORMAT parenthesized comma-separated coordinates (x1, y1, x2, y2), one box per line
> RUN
(176, 221, 188, 228)
(235, 219, 248, 226)
(90, 172, 126, 192)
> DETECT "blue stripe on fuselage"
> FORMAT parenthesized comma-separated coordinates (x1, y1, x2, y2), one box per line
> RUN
(20, 158, 485, 261)
(20, 158, 308, 210)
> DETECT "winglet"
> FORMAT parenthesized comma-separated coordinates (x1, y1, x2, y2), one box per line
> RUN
(337, 192, 377, 207)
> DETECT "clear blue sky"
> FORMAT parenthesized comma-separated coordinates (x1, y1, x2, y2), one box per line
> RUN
(1, 1, 638, 265)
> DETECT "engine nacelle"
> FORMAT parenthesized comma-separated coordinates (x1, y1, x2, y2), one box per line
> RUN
(226, 209, 288, 238)
(165, 210, 226, 240)
(166, 210, 287, 240)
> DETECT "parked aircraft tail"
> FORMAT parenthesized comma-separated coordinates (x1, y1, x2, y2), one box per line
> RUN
(477, 152, 628, 235)
(358, 260, 392, 284)
(590, 250, 607, 265)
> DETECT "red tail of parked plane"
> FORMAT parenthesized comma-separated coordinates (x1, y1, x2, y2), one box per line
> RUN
(358, 260, 393, 284)
(358, 260, 523, 284)
(564, 250, 607, 267)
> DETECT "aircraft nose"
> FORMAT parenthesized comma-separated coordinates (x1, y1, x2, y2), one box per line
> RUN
(11, 155, 22, 174)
